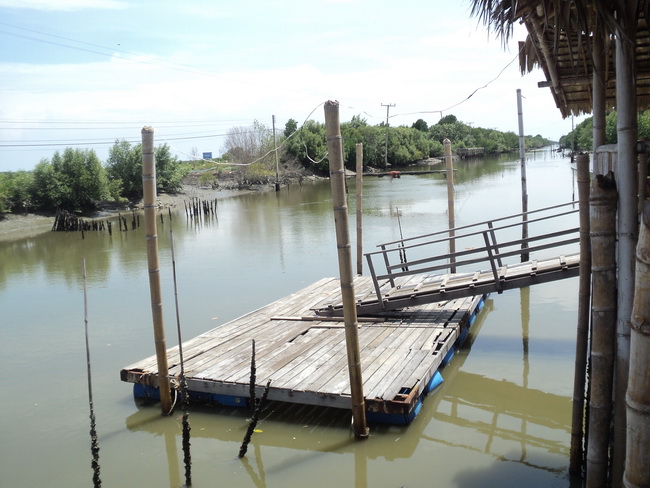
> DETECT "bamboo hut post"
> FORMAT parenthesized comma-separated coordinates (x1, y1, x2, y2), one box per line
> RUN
(592, 25, 606, 154)
(612, 19, 640, 483)
(141, 126, 172, 415)
(324, 101, 368, 439)
(443, 138, 456, 272)
(624, 201, 650, 487)
(517, 89, 529, 262)
(570, 152, 592, 476)
(356, 143, 363, 276)
(585, 173, 618, 488)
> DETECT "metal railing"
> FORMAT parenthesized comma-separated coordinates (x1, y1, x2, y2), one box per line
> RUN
(365, 202, 580, 309)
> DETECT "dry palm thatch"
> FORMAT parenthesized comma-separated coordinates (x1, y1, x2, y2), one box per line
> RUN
(469, 0, 650, 117)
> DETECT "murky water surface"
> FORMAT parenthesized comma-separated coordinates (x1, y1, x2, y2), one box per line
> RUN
(0, 149, 582, 487)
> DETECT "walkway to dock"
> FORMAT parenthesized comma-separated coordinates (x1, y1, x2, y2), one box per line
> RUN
(317, 202, 580, 316)
(121, 276, 486, 423)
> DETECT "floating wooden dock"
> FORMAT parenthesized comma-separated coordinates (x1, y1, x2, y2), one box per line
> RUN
(121, 276, 486, 424)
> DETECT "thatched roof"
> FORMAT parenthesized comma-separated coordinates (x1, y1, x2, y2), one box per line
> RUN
(470, 1, 650, 118)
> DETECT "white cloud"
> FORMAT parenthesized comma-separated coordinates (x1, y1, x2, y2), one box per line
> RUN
(0, 0, 127, 10)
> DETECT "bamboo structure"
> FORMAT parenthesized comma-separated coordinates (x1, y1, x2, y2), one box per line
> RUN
(324, 101, 368, 439)
(141, 126, 172, 415)
(585, 173, 618, 488)
(517, 89, 530, 262)
(624, 201, 650, 487)
(570, 152, 592, 475)
(613, 21, 640, 483)
(356, 143, 363, 276)
(592, 24, 606, 154)
(443, 139, 456, 272)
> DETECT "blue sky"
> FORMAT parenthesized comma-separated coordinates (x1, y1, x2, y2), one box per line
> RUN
(0, 0, 582, 171)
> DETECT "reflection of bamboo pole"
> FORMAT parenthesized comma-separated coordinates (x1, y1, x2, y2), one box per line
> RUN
(444, 139, 456, 273)
(570, 153, 592, 475)
(624, 201, 650, 486)
(585, 173, 618, 487)
(142, 126, 172, 415)
(356, 143, 363, 276)
(324, 101, 368, 439)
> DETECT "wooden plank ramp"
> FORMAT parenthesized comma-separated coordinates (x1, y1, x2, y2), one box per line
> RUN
(121, 276, 486, 424)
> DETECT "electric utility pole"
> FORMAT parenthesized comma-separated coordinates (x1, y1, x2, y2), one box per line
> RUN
(381, 103, 395, 167)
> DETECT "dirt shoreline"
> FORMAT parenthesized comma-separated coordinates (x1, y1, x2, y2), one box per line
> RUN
(0, 183, 262, 242)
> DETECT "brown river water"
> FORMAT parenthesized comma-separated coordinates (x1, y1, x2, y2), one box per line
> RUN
(0, 148, 582, 487)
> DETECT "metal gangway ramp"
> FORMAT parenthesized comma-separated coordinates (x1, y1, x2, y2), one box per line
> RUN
(316, 202, 580, 316)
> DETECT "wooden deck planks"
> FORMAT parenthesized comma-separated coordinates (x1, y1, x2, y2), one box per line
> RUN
(121, 275, 484, 419)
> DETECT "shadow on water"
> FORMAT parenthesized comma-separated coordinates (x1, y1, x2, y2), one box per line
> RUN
(453, 456, 583, 488)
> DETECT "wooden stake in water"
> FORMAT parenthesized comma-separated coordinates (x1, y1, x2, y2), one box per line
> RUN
(239, 379, 271, 458)
(356, 143, 363, 275)
(170, 230, 192, 487)
(82, 258, 101, 488)
(396, 207, 408, 272)
(516, 89, 529, 262)
(443, 139, 456, 273)
(324, 100, 368, 439)
(141, 126, 173, 415)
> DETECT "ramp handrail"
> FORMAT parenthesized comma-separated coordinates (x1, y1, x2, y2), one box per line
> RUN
(365, 202, 579, 309)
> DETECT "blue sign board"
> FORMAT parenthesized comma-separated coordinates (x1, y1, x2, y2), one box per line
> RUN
(202, 152, 212, 159)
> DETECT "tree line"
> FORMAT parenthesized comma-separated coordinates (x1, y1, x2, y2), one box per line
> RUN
(277, 114, 551, 173)
(1, 114, 552, 215)
(0, 142, 187, 214)
(559, 110, 650, 151)
(219, 114, 552, 179)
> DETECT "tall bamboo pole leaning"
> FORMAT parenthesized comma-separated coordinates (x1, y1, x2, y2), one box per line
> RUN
(356, 143, 363, 276)
(570, 152, 592, 476)
(624, 200, 650, 487)
(142, 126, 172, 415)
(585, 173, 618, 488)
(443, 138, 456, 273)
(324, 101, 368, 439)
(517, 89, 529, 262)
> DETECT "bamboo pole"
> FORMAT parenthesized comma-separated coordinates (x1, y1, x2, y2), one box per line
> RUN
(324, 101, 368, 439)
(624, 201, 650, 488)
(356, 143, 363, 276)
(613, 23, 639, 484)
(517, 89, 529, 262)
(570, 152, 592, 476)
(444, 138, 456, 272)
(142, 126, 172, 415)
(273, 114, 280, 192)
(585, 173, 618, 488)
(592, 25, 606, 154)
